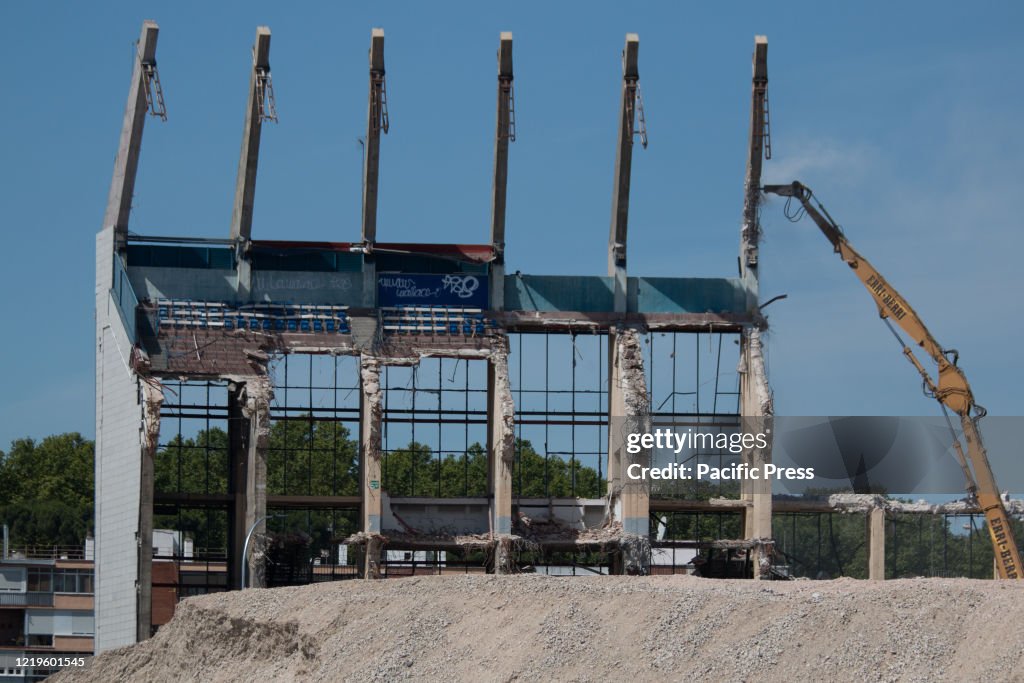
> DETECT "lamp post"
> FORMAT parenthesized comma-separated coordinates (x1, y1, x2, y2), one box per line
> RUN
(241, 514, 284, 589)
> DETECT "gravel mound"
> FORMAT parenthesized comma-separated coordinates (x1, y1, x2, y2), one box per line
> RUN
(58, 575, 1024, 682)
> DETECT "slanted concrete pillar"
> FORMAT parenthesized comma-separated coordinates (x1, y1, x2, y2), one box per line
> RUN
(739, 327, 773, 578)
(489, 32, 514, 312)
(360, 357, 384, 577)
(230, 26, 273, 298)
(608, 34, 642, 314)
(867, 507, 886, 580)
(105, 20, 161, 251)
(360, 29, 387, 308)
(608, 328, 650, 573)
(488, 338, 515, 572)
(242, 377, 272, 588)
(740, 35, 768, 308)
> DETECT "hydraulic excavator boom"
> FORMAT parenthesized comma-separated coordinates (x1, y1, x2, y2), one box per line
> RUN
(763, 180, 1021, 579)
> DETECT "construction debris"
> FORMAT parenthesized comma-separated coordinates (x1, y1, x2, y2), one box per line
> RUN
(58, 575, 1024, 682)
(826, 493, 1024, 515)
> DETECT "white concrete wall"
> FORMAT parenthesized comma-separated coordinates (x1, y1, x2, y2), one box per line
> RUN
(95, 230, 143, 652)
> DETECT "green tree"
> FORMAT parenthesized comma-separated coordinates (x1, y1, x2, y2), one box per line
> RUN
(153, 428, 230, 554)
(513, 438, 605, 498)
(153, 418, 362, 555)
(0, 433, 94, 546)
(380, 437, 607, 499)
(266, 419, 359, 497)
(438, 443, 488, 497)
(154, 428, 229, 495)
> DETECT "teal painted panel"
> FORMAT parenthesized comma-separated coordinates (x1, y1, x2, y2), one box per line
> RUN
(504, 275, 615, 312)
(128, 267, 238, 302)
(251, 270, 363, 305)
(631, 277, 747, 314)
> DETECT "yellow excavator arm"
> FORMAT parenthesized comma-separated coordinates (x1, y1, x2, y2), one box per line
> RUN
(764, 181, 1021, 579)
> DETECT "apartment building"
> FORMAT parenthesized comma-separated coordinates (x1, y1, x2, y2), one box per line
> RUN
(0, 544, 94, 682)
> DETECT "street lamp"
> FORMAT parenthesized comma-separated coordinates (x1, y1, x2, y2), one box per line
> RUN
(241, 514, 284, 589)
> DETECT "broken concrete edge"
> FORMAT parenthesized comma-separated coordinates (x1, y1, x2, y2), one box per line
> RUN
(704, 493, 1024, 517)
(616, 327, 650, 418)
(359, 355, 383, 459)
(491, 336, 515, 465)
(619, 533, 651, 575)
(739, 326, 773, 417)
(826, 493, 1024, 516)
(342, 527, 629, 549)
(606, 327, 652, 526)
(241, 375, 274, 429)
(497, 311, 754, 333)
(140, 379, 165, 456)
(243, 375, 273, 589)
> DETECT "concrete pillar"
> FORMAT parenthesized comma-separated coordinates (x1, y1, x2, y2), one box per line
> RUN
(137, 381, 163, 641)
(739, 327, 773, 578)
(96, 21, 160, 652)
(360, 357, 384, 578)
(488, 338, 515, 572)
(230, 26, 273, 298)
(104, 20, 160, 251)
(361, 28, 386, 246)
(607, 330, 624, 497)
(608, 328, 650, 573)
(228, 382, 248, 589)
(360, 29, 386, 308)
(867, 507, 885, 580)
(489, 32, 513, 313)
(608, 34, 641, 314)
(365, 535, 384, 580)
(242, 377, 271, 588)
(740, 35, 768, 308)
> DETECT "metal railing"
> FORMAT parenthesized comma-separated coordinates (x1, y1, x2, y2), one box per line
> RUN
(6, 545, 89, 560)
(0, 592, 54, 607)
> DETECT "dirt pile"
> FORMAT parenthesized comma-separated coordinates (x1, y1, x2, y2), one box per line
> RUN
(59, 575, 1024, 682)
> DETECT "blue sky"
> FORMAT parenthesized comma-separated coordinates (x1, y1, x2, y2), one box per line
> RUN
(1, 1, 1022, 449)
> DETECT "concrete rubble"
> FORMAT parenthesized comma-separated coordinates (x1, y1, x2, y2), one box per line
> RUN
(57, 574, 1024, 683)
(827, 493, 1024, 516)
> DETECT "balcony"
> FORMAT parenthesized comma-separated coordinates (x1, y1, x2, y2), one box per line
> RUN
(0, 592, 53, 607)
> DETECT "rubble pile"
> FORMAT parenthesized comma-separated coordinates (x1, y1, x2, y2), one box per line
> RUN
(59, 575, 1024, 682)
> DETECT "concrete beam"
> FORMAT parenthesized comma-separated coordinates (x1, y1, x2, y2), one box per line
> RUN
(739, 327, 773, 578)
(489, 32, 514, 311)
(740, 36, 768, 301)
(608, 34, 641, 313)
(103, 20, 160, 252)
(230, 26, 273, 296)
(867, 507, 885, 580)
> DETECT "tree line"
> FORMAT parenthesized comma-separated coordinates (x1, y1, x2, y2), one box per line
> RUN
(1, 428, 1020, 579)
